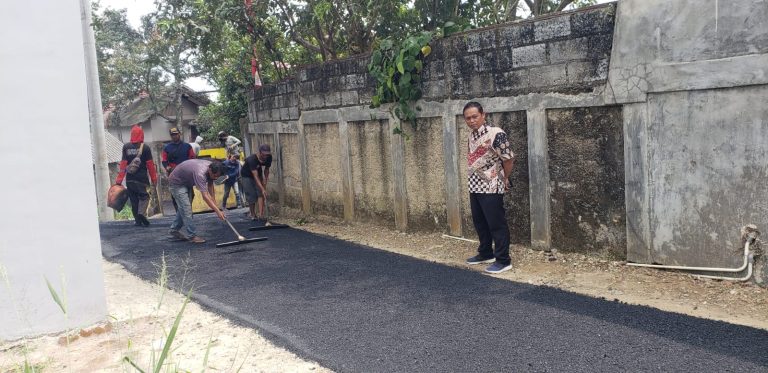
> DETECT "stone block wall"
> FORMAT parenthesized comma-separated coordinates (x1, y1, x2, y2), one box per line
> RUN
(245, 3, 622, 247)
(245, 4, 638, 257)
(421, 5, 614, 100)
(249, 80, 299, 123)
(298, 58, 373, 109)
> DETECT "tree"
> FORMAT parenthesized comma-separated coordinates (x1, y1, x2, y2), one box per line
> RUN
(92, 6, 166, 123)
(191, 0, 303, 137)
(96, 0, 601, 138)
(143, 0, 210, 128)
(522, 0, 597, 17)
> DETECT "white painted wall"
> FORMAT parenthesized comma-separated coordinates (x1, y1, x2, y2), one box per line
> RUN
(0, 1, 107, 339)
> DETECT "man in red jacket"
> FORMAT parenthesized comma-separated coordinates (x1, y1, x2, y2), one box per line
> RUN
(115, 125, 158, 226)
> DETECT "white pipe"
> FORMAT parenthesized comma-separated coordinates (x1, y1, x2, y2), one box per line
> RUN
(626, 239, 751, 273)
(693, 254, 754, 282)
(441, 234, 479, 243)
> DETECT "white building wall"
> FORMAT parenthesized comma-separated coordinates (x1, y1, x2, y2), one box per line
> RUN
(0, 1, 107, 339)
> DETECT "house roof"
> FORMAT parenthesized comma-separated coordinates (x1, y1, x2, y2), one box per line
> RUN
(111, 86, 211, 127)
(92, 130, 124, 164)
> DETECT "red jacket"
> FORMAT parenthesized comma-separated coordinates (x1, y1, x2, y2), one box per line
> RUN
(115, 125, 158, 185)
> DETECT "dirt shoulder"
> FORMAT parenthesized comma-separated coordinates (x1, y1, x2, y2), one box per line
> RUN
(277, 212, 768, 331)
(0, 260, 330, 372)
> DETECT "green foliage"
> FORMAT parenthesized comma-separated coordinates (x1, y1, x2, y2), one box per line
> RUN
(195, 78, 248, 140)
(368, 31, 435, 133)
(153, 294, 189, 373)
(93, 0, 599, 136)
(44, 276, 67, 316)
(92, 6, 166, 116)
(121, 293, 189, 373)
(115, 203, 134, 220)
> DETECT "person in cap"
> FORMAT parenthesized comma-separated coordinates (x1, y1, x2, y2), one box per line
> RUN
(162, 127, 196, 174)
(218, 130, 242, 157)
(241, 144, 272, 220)
(115, 125, 158, 227)
(162, 127, 196, 210)
(167, 159, 227, 243)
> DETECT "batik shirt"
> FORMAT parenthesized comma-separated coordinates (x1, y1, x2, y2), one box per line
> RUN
(467, 123, 514, 194)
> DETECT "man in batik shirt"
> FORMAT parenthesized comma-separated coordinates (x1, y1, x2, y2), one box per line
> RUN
(463, 101, 515, 274)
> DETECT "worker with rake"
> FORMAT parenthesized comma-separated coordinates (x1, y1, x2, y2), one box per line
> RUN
(167, 159, 227, 243)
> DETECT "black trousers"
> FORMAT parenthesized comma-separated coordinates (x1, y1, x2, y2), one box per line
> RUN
(126, 181, 149, 223)
(470, 193, 511, 265)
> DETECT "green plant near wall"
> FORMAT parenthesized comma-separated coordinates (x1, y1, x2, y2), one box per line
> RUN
(367, 31, 435, 135)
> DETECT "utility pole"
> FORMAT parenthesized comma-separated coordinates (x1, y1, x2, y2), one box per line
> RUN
(79, 0, 113, 221)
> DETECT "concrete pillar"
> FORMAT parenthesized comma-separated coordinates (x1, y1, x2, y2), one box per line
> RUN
(623, 103, 652, 263)
(390, 117, 408, 231)
(240, 118, 252, 156)
(274, 133, 286, 207)
(527, 109, 552, 250)
(297, 114, 312, 214)
(442, 113, 463, 236)
(338, 115, 355, 222)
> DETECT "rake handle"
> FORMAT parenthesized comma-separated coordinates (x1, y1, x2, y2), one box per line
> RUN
(223, 218, 245, 240)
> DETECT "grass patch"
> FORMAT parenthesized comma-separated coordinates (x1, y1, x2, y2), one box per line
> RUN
(115, 204, 134, 220)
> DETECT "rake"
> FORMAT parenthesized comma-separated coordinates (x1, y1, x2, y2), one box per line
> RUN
(249, 198, 289, 231)
(216, 217, 268, 248)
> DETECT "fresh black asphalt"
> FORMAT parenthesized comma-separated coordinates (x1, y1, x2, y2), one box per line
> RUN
(100, 211, 768, 372)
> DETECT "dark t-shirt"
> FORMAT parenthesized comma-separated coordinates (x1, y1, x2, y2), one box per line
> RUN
(122, 143, 153, 185)
(241, 154, 272, 180)
(163, 142, 193, 169)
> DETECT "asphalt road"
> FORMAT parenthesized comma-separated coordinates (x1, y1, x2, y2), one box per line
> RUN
(100, 211, 768, 372)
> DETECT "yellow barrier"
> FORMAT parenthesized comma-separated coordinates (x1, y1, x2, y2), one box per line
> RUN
(191, 185, 239, 213)
(191, 147, 243, 213)
(198, 148, 244, 161)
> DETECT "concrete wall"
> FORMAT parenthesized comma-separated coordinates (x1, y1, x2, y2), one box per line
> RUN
(349, 120, 394, 225)
(280, 133, 303, 209)
(610, 0, 768, 282)
(305, 123, 344, 217)
(245, 0, 768, 284)
(548, 106, 625, 255)
(247, 4, 619, 241)
(402, 117, 448, 231)
(0, 1, 107, 339)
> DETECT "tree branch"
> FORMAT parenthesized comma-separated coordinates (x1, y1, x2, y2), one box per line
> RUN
(556, 0, 576, 11)
(523, 0, 535, 14)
